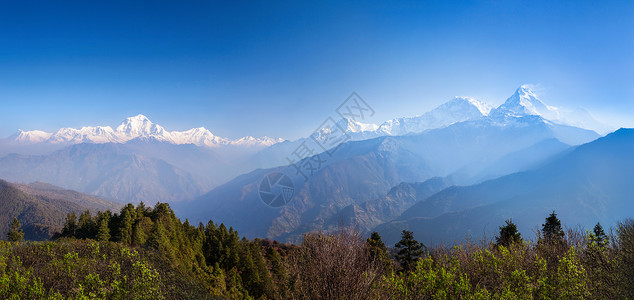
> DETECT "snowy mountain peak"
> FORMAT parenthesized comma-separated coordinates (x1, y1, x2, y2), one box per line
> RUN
(336, 117, 380, 133)
(448, 96, 494, 116)
(116, 114, 167, 138)
(7, 115, 284, 148)
(492, 86, 559, 120)
(10, 129, 53, 143)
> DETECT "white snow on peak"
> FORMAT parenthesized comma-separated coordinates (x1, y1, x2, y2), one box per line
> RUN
(492, 86, 559, 120)
(461, 97, 494, 115)
(336, 118, 379, 133)
(10, 130, 53, 143)
(116, 114, 168, 138)
(313, 95, 493, 143)
(230, 136, 285, 147)
(488, 85, 611, 133)
(376, 96, 491, 136)
(8, 114, 285, 148)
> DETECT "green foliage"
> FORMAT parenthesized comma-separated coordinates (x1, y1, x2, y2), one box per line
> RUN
(368, 231, 394, 275)
(616, 218, 634, 298)
(495, 219, 522, 247)
(395, 230, 425, 273)
(7, 218, 24, 242)
(0, 240, 208, 299)
(4, 201, 633, 299)
(542, 211, 565, 242)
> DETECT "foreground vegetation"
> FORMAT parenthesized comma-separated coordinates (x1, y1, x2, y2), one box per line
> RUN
(2, 203, 634, 299)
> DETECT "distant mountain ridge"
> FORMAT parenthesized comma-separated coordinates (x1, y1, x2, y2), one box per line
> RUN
(179, 87, 602, 242)
(0, 179, 121, 240)
(249, 86, 605, 170)
(8, 114, 284, 148)
(374, 128, 634, 245)
(0, 143, 210, 204)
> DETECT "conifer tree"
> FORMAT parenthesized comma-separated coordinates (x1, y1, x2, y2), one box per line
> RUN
(96, 214, 111, 242)
(593, 222, 608, 246)
(7, 217, 24, 242)
(117, 205, 135, 244)
(77, 210, 95, 239)
(395, 230, 425, 273)
(542, 211, 565, 241)
(368, 231, 393, 274)
(62, 211, 77, 237)
(496, 219, 522, 247)
(367, 231, 387, 257)
(132, 220, 147, 245)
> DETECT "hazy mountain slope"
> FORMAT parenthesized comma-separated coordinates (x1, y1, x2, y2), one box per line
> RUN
(451, 138, 571, 185)
(328, 177, 452, 234)
(247, 96, 493, 169)
(376, 128, 634, 245)
(180, 111, 595, 242)
(0, 143, 205, 204)
(178, 136, 434, 241)
(13, 181, 122, 212)
(0, 179, 86, 240)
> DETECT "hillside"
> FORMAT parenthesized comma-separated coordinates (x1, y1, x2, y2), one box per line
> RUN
(0, 143, 208, 204)
(179, 112, 596, 242)
(0, 179, 120, 240)
(13, 181, 121, 212)
(375, 128, 634, 245)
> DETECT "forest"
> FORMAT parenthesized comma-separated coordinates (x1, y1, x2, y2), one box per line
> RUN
(2, 203, 633, 299)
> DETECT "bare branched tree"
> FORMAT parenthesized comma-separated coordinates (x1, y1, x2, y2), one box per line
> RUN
(287, 227, 384, 299)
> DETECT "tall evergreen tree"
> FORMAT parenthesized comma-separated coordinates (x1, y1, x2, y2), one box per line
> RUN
(77, 210, 96, 239)
(394, 230, 425, 273)
(368, 231, 393, 274)
(7, 217, 24, 242)
(96, 214, 111, 242)
(496, 219, 522, 247)
(593, 222, 608, 246)
(117, 205, 135, 244)
(542, 211, 565, 241)
(61, 211, 77, 237)
(367, 231, 387, 257)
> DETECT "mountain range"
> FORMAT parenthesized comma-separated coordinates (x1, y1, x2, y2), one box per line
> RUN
(375, 128, 634, 245)
(177, 86, 602, 242)
(8, 114, 284, 148)
(2, 85, 623, 245)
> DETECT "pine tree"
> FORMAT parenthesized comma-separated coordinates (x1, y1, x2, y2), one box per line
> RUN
(368, 231, 393, 274)
(117, 205, 135, 244)
(266, 247, 286, 282)
(77, 210, 95, 239)
(61, 211, 77, 237)
(7, 217, 24, 242)
(496, 219, 522, 247)
(96, 215, 111, 242)
(593, 222, 608, 246)
(394, 230, 425, 273)
(367, 231, 387, 256)
(132, 220, 147, 245)
(542, 211, 565, 241)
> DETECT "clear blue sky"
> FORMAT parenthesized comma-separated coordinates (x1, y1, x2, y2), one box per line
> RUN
(1, 0, 633, 139)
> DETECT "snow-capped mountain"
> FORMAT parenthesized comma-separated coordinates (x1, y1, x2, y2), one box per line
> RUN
(311, 96, 493, 144)
(250, 86, 601, 170)
(9, 114, 284, 148)
(10, 130, 53, 143)
(491, 86, 559, 119)
(339, 86, 607, 139)
(490, 85, 613, 134)
(377, 96, 493, 136)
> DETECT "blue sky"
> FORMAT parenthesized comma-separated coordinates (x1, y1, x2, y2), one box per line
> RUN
(1, 0, 633, 139)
